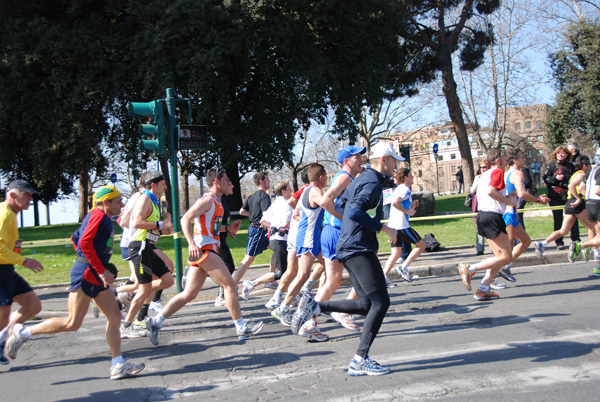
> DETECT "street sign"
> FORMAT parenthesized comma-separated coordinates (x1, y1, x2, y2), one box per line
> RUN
(433, 143, 438, 154)
(110, 173, 117, 184)
(178, 125, 208, 150)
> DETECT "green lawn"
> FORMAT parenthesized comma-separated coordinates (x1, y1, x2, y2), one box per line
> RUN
(16, 193, 566, 286)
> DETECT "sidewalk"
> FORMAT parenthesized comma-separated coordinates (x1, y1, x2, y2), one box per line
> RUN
(31, 237, 584, 318)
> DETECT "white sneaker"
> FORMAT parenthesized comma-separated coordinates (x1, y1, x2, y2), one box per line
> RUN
(241, 280, 255, 300)
(385, 276, 396, 288)
(394, 265, 412, 282)
(331, 312, 361, 332)
(264, 299, 280, 311)
(120, 324, 147, 339)
(149, 300, 164, 313)
(298, 321, 329, 342)
(264, 281, 279, 289)
(110, 359, 146, 380)
(91, 301, 100, 318)
(5, 324, 28, 360)
(490, 279, 507, 290)
(215, 296, 226, 307)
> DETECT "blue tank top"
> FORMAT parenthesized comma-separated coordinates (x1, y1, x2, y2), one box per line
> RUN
(323, 171, 354, 229)
(504, 169, 520, 214)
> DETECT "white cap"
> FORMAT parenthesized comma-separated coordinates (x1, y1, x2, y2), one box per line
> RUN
(370, 142, 405, 161)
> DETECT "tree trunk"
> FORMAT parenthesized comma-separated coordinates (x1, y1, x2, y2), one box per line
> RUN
(46, 203, 51, 226)
(78, 165, 90, 222)
(440, 50, 475, 189)
(180, 171, 190, 212)
(159, 158, 173, 217)
(33, 199, 40, 226)
(227, 165, 243, 214)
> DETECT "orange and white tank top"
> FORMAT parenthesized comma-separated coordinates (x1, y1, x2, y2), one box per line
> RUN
(193, 194, 224, 252)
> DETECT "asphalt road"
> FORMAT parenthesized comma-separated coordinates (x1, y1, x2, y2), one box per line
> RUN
(2, 254, 600, 401)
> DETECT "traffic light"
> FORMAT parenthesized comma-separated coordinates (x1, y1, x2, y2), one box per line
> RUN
(399, 145, 410, 166)
(128, 100, 166, 157)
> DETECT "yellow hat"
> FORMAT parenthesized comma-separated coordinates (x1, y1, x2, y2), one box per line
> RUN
(93, 185, 121, 208)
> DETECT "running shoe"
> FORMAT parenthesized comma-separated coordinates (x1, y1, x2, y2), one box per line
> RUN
(149, 300, 164, 313)
(298, 321, 329, 342)
(458, 263, 473, 291)
(120, 324, 147, 339)
(490, 279, 507, 290)
(291, 295, 301, 307)
(291, 294, 321, 335)
(117, 290, 133, 313)
(271, 308, 292, 326)
(133, 319, 147, 330)
(583, 246, 593, 262)
(348, 356, 390, 376)
(0, 341, 9, 365)
(568, 242, 581, 263)
(557, 244, 567, 250)
(331, 312, 361, 332)
(497, 266, 516, 283)
(215, 295, 226, 307)
(91, 301, 100, 318)
(593, 267, 600, 277)
(300, 280, 313, 295)
(181, 266, 190, 290)
(237, 320, 264, 340)
(534, 241, 545, 259)
(241, 280, 255, 301)
(394, 265, 412, 282)
(474, 288, 500, 301)
(110, 360, 146, 380)
(264, 281, 279, 289)
(5, 324, 27, 360)
(385, 276, 397, 288)
(145, 316, 161, 346)
(264, 298, 280, 311)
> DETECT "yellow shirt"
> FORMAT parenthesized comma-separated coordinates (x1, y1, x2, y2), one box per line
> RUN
(0, 201, 26, 266)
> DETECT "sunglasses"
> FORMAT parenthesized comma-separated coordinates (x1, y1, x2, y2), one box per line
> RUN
(480, 166, 489, 169)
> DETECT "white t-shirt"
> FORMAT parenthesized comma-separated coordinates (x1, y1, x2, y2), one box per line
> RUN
(476, 167, 506, 214)
(262, 196, 293, 241)
(387, 184, 412, 230)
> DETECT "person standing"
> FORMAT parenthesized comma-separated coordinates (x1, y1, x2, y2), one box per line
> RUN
(292, 142, 403, 376)
(0, 180, 43, 365)
(530, 159, 542, 187)
(5, 186, 146, 379)
(145, 169, 263, 344)
(543, 146, 578, 249)
(456, 166, 465, 194)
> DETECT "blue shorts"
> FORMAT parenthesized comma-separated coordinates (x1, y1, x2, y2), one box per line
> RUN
(121, 245, 130, 260)
(321, 225, 341, 261)
(0, 264, 33, 306)
(246, 226, 269, 257)
(503, 211, 520, 228)
(297, 246, 321, 258)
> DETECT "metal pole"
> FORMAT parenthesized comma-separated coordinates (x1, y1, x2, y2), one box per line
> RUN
(165, 88, 184, 292)
(435, 154, 440, 196)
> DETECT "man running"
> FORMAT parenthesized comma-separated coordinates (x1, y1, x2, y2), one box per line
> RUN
(145, 169, 263, 345)
(0, 180, 43, 366)
(4, 186, 145, 379)
(292, 142, 403, 375)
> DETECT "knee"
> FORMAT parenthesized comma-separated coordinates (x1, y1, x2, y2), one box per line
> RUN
(27, 298, 42, 316)
(521, 237, 531, 249)
(274, 269, 285, 281)
(161, 274, 174, 288)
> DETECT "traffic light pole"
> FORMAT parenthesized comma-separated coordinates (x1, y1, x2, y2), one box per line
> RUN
(165, 88, 184, 292)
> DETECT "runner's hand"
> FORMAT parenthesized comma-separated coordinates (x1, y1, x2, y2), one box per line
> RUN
(99, 270, 114, 287)
(23, 258, 43, 273)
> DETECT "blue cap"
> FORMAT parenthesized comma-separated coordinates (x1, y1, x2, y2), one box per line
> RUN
(338, 146, 367, 164)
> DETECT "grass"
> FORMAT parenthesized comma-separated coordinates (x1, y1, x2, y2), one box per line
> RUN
(17, 191, 569, 285)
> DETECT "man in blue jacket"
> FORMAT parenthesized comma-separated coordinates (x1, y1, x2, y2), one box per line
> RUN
(292, 142, 403, 376)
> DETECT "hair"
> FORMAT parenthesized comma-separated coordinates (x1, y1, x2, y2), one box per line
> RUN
(138, 171, 148, 189)
(206, 168, 227, 185)
(274, 180, 290, 196)
(300, 167, 310, 184)
(253, 172, 268, 186)
(486, 148, 505, 165)
(574, 155, 590, 171)
(479, 159, 492, 168)
(307, 163, 326, 182)
(550, 145, 572, 161)
(506, 147, 522, 167)
(394, 168, 411, 183)
(568, 141, 578, 150)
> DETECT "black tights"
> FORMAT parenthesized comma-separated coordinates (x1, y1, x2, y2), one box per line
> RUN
(320, 252, 390, 358)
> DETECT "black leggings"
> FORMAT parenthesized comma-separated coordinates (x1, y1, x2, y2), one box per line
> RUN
(320, 252, 390, 358)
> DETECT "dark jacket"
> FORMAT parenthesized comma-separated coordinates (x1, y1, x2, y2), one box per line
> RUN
(335, 166, 387, 262)
(543, 159, 575, 202)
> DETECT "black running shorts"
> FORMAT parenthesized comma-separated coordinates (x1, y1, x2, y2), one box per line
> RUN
(476, 211, 506, 240)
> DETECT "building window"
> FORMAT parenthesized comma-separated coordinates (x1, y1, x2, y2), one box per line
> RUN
(526, 121, 532, 129)
(418, 170, 423, 178)
(515, 122, 521, 131)
(437, 155, 443, 161)
(451, 153, 456, 160)
(446, 141, 451, 146)
(527, 150, 532, 157)
(451, 165, 457, 174)
(537, 135, 543, 142)
(438, 167, 444, 176)
(419, 184, 424, 191)
(536, 120, 543, 128)
(538, 149, 543, 156)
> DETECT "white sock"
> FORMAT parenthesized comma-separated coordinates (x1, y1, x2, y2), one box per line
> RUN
(155, 314, 165, 328)
(21, 326, 32, 339)
(504, 262, 512, 269)
(480, 284, 490, 292)
(280, 304, 290, 313)
(400, 263, 408, 270)
(273, 290, 283, 301)
(111, 355, 125, 366)
(233, 318, 246, 331)
(542, 241, 548, 246)
(354, 354, 365, 363)
(304, 279, 314, 289)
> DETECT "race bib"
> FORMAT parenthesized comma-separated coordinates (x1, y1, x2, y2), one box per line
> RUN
(382, 188, 393, 205)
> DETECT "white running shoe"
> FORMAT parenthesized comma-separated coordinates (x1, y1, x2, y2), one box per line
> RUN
(120, 324, 147, 339)
(110, 360, 146, 380)
(237, 321, 264, 340)
(490, 279, 507, 290)
(117, 290, 133, 313)
(264, 299, 280, 311)
(5, 324, 27, 360)
(385, 276, 396, 288)
(91, 301, 100, 318)
(241, 280, 255, 301)
(149, 300, 164, 313)
(264, 281, 279, 289)
(145, 316, 161, 346)
(348, 356, 390, 376)
(394, 265, 412, 282)
(331, 312, 361, 332)
(215, 296, 226, 307)
(298, 321, 329, 342)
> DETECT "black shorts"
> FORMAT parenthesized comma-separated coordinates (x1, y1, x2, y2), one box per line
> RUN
(71, 277, 110, 298)
(476, 211, 507, 240)
(129, 241, 170, 285)
(0, 265, 33, 306)
(391, 227, 422, 247)
(565, 198, 585, 216)
(587, 201, 600, 222)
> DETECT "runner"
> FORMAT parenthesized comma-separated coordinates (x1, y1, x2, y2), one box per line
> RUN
(241, 181, 293, 300)
(4, 186, 145, 379)
(121, 171, 174, 336)
(572, 157, 600, 274)
(145, 169, 263, 345)
(497, 148, 549, 284)
(457, 148, 517, 301)
(292, 142, 403, 375)
(382, 168, 426, 285)
(0, 180, 43, 366)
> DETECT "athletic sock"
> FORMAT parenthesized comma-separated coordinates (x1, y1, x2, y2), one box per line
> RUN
(353, 354, 365, 363)
(304, 279, 314, 290)
(155, 314, 165, 328)
(400, 263, 408, 270)
(541, 241, 548, 247)
(273, 290, 283, 301)
(280, 304, 290, 313)
(21, 326, 32, 339)
(111, 355, 125, 366)
(505, 263, 512, 269)
(468, 266, 477, 274)
(152, 290, 163, 303)
(233, 318, 246, 331)
(480, 284, 490, 292)
(217, 287, 225, 299)
(137, 304, 149, 321)
(0, 328, 8, 344)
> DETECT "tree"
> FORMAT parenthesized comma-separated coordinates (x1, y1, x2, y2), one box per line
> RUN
(402, 0, 501, 188)
(547, 20, 600, 148)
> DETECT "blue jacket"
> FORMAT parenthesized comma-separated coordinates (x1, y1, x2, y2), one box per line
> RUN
(335, 166, 387, 262)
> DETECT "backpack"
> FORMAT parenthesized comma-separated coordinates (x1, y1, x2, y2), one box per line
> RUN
(423, 233, 441, 252)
